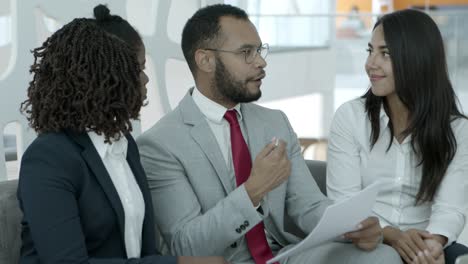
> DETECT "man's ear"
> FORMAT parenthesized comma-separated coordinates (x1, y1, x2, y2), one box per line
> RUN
(195, 49, 215, 73)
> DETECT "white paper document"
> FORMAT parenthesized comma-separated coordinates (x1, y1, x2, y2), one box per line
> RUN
(267, 182, 383, 264)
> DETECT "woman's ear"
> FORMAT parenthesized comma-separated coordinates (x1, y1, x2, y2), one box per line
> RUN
(195, 49, 215, 73)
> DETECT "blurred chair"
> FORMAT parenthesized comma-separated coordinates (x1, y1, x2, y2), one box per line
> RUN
(304, 159, 327, 195)
(299, 138, 328, 161)
(3, 134, 17, 161)
(0, 179, 22, 264)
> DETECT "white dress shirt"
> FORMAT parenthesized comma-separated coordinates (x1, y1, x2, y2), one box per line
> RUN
(326, 98, 468, 246)
(192, 87, 242, 170)
(88, 132, 145, 258)
(192, 87, 257, 199)
(192, 88, 264, 206)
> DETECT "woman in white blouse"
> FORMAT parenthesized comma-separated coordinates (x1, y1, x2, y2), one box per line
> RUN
(326, 9, 468, 264)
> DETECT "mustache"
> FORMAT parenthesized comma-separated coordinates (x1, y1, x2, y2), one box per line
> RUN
(248, 70, 266, 81)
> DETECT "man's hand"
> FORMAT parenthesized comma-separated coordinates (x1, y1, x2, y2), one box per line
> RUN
(383, 227, 432, 263)
(178, 256, 229, 264)
(344, 216, 382, 251)
(245, 138, 291, 206)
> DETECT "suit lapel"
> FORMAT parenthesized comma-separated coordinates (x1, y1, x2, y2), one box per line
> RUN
(124, 134, 155, 253)
(241, 104, 287, 215)
(241, 104, 270, 201)
(66, 131, 126, 244)
(180, 89, 233, 194)
(125, 134, 146, 197)
(191, 125, 233, 193)
(241, 104, 269, 160)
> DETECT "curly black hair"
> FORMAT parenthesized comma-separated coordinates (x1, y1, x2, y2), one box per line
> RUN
(20, 18, 143, 142)
(93, 4, 143, 50)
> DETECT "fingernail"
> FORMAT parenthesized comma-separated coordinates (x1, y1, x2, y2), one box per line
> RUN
(271, 137, 277, 143)
(275, 138, 279, 147)
(418, 251, 423, 257)
(424, 250, 430, 256)
(356, 224, 363, 229)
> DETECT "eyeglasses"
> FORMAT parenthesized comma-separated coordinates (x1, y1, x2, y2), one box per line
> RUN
(204, 43, 269, 64)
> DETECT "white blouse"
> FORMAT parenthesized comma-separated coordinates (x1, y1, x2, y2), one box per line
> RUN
(88, 132, 145, 258)
(326, 98, 468, 246)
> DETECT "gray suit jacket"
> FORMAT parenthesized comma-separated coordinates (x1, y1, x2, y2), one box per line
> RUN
(137, 89, 331, 260)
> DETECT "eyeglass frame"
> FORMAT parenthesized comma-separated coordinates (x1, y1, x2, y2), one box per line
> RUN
(203, 43, 269, 64)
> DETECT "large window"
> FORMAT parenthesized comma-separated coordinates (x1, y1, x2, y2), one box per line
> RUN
(225, 0, 332, 49)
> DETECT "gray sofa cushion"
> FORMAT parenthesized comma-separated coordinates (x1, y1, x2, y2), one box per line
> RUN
(0, 179, 21, 264)
(305, 159, 327, 195)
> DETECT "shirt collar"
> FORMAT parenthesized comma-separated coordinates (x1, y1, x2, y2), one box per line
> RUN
(378, 103, 412, 145)
(192, 86, 243, 123)
(87, 131, 128, 159)
(379, 104, 390, 127)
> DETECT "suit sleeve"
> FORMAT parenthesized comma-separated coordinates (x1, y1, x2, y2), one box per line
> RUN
(18, 139, 176, 264)
(137, 135, 264, 256)
(279, 111, 333, 234)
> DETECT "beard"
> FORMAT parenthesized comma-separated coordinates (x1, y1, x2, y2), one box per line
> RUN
(212, 56, 262, 104)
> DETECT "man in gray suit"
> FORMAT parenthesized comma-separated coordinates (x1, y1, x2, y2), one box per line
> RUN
(137, 4, 401, 264)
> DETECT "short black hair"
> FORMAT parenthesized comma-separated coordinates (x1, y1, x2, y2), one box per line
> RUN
(181, 4, 248, 74)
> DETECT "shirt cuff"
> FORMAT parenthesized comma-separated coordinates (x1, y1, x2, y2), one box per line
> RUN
(254, 200, 265, 216)
(426, 225, 456, 248)
(426, 214, 464, 248)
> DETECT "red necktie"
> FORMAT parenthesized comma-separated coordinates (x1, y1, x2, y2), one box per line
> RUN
(224, 110, 276, 264)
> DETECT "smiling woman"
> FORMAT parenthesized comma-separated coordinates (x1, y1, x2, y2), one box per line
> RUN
(365, 25, 394, 98)
(327, 8, 468, 264)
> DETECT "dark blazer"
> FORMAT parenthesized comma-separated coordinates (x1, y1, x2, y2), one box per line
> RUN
(17, 131, 176, 264)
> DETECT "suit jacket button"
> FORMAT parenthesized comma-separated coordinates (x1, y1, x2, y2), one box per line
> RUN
(236, 228, 241, 233)
(244, 220, 249, 227)
(230, 242, 237, 248)
(240, 225, 246, 230)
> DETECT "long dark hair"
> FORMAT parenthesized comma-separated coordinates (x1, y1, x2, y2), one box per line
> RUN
(362, 9, 466, 203)
(21, 18, 143, 143)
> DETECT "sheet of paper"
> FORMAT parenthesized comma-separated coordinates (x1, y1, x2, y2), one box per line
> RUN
(267, 181, 383, 264)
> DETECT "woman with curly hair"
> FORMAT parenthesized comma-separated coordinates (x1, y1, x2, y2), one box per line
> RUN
(326, 9, 468, 264)
(17, 5, 225, 264)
